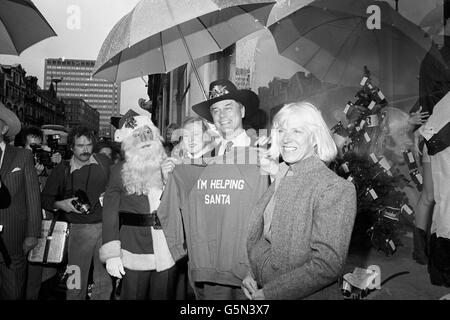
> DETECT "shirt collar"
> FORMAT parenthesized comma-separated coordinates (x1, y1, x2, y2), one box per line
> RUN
(186, 143, 215, 159)
(69, 154, 98, 173)
(218, 131, 250, 155)
(284, 155, 324, 176)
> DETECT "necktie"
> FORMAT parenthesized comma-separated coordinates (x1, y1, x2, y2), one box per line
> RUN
(224, 141, 234, 154)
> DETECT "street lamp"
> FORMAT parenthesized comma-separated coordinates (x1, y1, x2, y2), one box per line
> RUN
(51, 77, 63, 97)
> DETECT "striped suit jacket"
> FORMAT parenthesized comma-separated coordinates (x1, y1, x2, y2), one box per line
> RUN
(0, 145, 41, 261)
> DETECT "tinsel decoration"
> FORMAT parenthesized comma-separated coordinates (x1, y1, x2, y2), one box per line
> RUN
(331, 70, 417, 256)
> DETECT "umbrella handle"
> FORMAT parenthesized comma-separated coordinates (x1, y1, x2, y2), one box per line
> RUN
(176, 25, 208, 101)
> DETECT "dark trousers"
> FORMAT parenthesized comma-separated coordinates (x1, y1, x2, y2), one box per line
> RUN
(194, 282, 246, 300)
(66, 223, 112, 300)
(26, 263, 43, 300)
(428, 233, 450, 287)
(120, 265, 177, 300)
(0, 254, 27, 300)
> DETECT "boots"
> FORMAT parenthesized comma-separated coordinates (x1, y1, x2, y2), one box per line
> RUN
(413, 227, 428, 265)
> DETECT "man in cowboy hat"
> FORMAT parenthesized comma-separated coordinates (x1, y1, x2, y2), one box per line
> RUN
(192, 79, 261, 155)
(158, 79, 270, 300)
(99, 109, 178, 300)
(0, 102, 41, 299)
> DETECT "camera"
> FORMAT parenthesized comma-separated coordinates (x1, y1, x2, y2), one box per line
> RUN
(30, 144, 54, 168)
(47, 134, 60, 151)
(30, 134, 65, 169)
(71, 190, 91, 215)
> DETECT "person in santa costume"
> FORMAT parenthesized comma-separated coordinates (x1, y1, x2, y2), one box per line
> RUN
(99, 109, 177, 300)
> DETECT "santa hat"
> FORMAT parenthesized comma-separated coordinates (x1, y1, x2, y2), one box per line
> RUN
(114, 108, 160, 143)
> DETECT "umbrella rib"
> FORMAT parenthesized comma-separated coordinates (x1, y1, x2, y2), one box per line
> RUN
(323, 17, 365, 83)
(279, 15, 357, 54)
(159, 32, 167, 72)
(196, 15, 222, 50)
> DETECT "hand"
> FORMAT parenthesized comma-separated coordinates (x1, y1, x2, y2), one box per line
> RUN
(254, 136, 271, 148)
(54, 198, 82, 214)
(161, 157, 178, 184)
(252, 289, 265, 300)
(35, 163, 45, 175)
(409, 106, 429, 126)
(259, 152, 279, 176)
(242, 274, 258, 300)
(106, 257, 126, 278)
(51, 152, 62, 164)
(23, 237, 38, 254)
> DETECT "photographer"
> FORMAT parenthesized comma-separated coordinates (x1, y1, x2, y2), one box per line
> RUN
(15, 126, 62, 183)
(41, 126, 113, 300)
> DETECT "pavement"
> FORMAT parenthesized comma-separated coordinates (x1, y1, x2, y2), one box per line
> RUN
(38, 232, 450, 300)
(342, 232, 450, 300)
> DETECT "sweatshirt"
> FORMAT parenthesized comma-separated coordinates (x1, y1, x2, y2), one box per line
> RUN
(158, 146, 269, 287)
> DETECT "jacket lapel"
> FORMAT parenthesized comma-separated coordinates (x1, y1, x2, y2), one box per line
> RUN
(0, 145, 18, 178)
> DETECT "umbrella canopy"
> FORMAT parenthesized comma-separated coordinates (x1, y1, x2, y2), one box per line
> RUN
(268, 0, 440, 106)
(93, 0, 275, 86)
(0, 0, 56, 55)
(420, 4, 442, 29)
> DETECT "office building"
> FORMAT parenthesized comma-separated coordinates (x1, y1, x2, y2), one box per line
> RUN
(44, 58, 120, 138)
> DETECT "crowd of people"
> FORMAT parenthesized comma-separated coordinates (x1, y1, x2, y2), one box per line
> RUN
(0, 75, 449, 300)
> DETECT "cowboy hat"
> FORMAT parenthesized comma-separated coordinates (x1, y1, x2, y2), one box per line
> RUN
(192, 79, 259, 123)
(0, 102, 21, 139)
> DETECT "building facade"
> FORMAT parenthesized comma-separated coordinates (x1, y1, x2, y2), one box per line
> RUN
(62, 97, 100, 134)
(0, 64, 65, 130)
(44, 58, 120, 138)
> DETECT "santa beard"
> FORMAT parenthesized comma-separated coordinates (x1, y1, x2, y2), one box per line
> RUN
(121, 138, 167, 195)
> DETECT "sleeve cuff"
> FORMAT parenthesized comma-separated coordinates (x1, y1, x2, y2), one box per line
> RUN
(168, 244, 187, 262)
(99, 240, 121, 263)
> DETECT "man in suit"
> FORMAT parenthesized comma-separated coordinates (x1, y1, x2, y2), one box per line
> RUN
(0, 102, 41, 299)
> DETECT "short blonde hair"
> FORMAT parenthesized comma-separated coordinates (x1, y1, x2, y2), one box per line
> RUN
(269, 102, 337, 163)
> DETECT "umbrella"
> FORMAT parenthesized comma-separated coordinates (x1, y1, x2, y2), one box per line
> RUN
(420, 4, 442, 29)
(268, 0, 440, 108)
(0, 0, 56, 55)
(92, 0, 276, 99)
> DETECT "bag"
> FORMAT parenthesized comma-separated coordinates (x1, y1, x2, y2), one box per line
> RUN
(28, 214, 69, 264)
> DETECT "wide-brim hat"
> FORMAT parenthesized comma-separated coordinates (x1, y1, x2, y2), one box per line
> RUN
(192, 79, 259, 123)
(0, 102, 21, 139)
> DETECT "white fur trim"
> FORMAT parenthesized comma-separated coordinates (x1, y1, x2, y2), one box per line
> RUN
(121, 249, 156, 271)
(151, 227, 175, 272)
(99, 240, 121, 263)
(114, 115, 157, 142)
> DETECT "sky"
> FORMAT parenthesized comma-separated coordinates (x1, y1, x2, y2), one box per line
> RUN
(0, 0, 143, 113)
(0, 0, 441, 115)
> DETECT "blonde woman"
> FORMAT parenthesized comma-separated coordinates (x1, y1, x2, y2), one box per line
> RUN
(171, 116, 218, 161)
(243, 102, 357, 300)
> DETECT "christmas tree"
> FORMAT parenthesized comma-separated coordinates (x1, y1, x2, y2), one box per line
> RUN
(331, 68, 422, 256)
